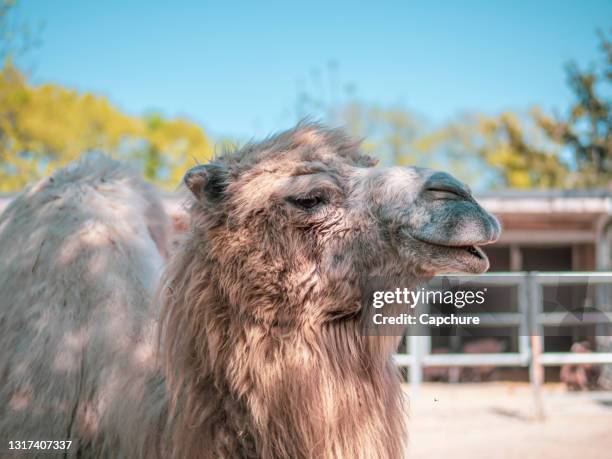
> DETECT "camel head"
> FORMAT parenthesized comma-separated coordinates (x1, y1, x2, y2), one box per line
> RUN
(182, 123, 500, 326)
(364, 166, 501, 276)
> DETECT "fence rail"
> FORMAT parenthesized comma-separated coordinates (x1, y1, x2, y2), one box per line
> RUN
(394, 271, 612, 418)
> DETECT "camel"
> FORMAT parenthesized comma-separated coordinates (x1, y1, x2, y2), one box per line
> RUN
(0, 153, 169, 457)
(0, 123, 500, 458)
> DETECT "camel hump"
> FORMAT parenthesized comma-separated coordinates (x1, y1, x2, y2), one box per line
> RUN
(0, 152, 168, 454)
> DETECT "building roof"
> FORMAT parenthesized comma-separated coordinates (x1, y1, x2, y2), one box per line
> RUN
(475, 190, 612, 215)
(476, 189, 611, 199)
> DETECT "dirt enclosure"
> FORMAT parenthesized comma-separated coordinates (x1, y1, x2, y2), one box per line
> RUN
(406, 382, 612, 459)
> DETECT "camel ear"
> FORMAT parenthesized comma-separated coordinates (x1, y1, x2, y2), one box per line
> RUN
(360, 155, 379, 167)
(184, 163, 228, 202)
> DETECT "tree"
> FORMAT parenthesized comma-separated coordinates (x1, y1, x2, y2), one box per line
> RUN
(435, 111, 570, 189)
(136, 112, 213, 186)
(296, 35, 611, 190)
(0, 66, 213, 191)
(294, 63, 430, 167)
(0, 1, 212, 192)
(0, 0, 42, 65)
(535, 32, 611, 188)
(446, 32, 612, 190)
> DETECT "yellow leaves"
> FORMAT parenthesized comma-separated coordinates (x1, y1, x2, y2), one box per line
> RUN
(507, 170, 533, 189)
(0, 66, 213, 192)
(139, 113, 213, 188)
(472, 111, 570, 189)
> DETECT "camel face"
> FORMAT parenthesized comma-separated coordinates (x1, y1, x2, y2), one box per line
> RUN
(184, 125, 499, 325)
(364, 167, 500, 275)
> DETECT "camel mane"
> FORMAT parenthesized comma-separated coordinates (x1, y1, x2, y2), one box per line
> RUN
(157, 124, 406, 458)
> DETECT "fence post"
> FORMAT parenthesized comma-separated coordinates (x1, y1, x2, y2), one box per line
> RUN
(409, 298, 430, 394)
(518, 275, 530, 365)
(409, 333, 422, 394)
(528, 273, 546, 420)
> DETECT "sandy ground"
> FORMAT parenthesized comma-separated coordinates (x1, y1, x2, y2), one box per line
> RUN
(405, 382, 612, 459)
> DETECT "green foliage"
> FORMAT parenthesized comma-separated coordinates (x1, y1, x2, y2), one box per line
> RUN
(0, 1, 212, 191)
(435, 112, 570, 189)
(337, 102, 425, 166)
(136, 111, 213, 185)
(446, 33, 611, 189)
(480, 112, 570, 188)
(295, 63, 429, 169)
(534, 32, 611, 187)
(2, 0, 608, 192)
(0, 65, 213, 191)
(297, 37, 611, 190)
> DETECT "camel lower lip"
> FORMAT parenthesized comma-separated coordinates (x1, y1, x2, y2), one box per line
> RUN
(446, 244, 487, 262)
(410, 234, 489, 264)
(447, 245, 490, 272)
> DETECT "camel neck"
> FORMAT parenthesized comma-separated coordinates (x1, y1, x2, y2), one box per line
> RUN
(213, 324, 407, 459)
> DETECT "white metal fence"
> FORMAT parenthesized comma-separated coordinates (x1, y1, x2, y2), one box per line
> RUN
(394, 272, 612, 418)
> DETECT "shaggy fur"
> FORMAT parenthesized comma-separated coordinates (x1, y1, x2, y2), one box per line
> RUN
(0, 153, 169, 457)
(0, 124, 500, 459)
(153, 123, 498, 459)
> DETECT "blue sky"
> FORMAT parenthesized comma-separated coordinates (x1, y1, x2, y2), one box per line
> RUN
(17, 0, 612, 139)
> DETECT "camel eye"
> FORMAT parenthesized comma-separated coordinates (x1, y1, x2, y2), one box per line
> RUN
(287, 194, 327, 210)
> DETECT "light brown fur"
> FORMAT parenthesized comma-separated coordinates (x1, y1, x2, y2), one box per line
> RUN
(151, 123, 499, 458)
(0, 124, 500, 458)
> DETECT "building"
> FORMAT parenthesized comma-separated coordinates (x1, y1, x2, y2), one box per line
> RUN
(419, 190, 612, 383)
(478, 190, 612, 273)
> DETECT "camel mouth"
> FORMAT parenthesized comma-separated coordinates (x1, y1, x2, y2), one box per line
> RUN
(432, 242, 490, 272)
(407, 232, 492, 273)
(460, 245, 485, 260)
(425, 241, 488, 261)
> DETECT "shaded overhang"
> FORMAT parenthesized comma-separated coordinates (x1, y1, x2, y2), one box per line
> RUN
(476, 191, 612, 245)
